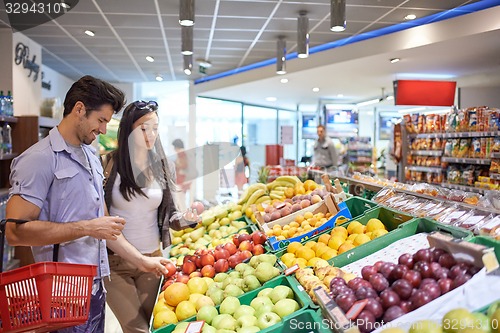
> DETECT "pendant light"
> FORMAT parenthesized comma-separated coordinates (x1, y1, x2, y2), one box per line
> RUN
(297, 11, 309, 59)
(181, 26, 193, 55)
(179, 0, 194, 26)
(330, 0, 346, 32)
(276, 37, 287, 75)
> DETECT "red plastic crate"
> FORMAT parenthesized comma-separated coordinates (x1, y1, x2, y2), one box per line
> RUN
(0, 262, 96, 333)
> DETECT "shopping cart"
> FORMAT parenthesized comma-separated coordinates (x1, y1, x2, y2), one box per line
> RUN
(0, 219, 97, 333)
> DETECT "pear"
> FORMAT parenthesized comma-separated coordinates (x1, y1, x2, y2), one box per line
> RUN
(243, 275, 261, 292)
(254, 262, 280, 283)
(235, 263, 250, 273)
(223, 285, 244, 297)
(249, 256, 260, 269)
(258, 254, 277, 266)
(214, 273, 229, 283)
(189, 227, 206, 242)
(242, 267, 256, 278)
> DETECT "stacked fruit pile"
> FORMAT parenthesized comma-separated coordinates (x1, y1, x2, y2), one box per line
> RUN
(280, 219, 388, 268)
(168, 285, 300, 333)
(328, 247, 481, 332)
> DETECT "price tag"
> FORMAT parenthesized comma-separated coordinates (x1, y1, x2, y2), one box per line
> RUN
(285, 264, 299, 276)
(345, 299, 368, 320)
(184, 321, 204, 333)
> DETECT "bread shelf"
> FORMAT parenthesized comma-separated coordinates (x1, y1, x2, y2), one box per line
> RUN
(440, 182, 486, 194)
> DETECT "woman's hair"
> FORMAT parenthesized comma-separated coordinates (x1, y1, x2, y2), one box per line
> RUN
(114, 101, 176, 201)
(63, 75, 125, 117)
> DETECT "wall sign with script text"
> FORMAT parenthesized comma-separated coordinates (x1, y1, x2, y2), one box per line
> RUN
(14, 42, 40, 82)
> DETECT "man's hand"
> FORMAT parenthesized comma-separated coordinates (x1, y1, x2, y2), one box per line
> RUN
(139, 256, 170, 277)
(85, 216, 126, 240)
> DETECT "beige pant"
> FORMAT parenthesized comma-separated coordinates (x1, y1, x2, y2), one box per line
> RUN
(104, 250, 162, 333)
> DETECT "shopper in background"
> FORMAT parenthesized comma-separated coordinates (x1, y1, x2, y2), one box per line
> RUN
(235, 145, 250, 190)
(102, 100, 182, 333)
(172, 138, 192, 211)
(5, 76, 169, 333)
(312, 124, 338, 170)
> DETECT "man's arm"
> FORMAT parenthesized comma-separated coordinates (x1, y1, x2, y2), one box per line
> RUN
(6, 195, 126, 246)
(329, 142, 339, 167)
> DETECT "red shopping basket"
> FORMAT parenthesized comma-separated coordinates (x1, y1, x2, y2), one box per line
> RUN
(0, 219, 97, 333)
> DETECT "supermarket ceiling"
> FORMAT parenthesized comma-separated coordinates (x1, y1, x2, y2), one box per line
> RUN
(1, 0, 500, 110)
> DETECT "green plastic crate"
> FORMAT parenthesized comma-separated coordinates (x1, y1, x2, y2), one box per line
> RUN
(343, 196, 378, 220)
(338, 206, 414, 231)
(468, 235, 500, 262)
(330, 217, 473, 268)
(259, 309, 333, 333)
(153, 275, 311, 333)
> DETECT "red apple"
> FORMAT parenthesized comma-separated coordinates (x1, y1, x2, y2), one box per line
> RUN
(252, 244, 265, 256)
(182, 261, 197, 275)
(162, 279, 175, 290)
(164, 262, 177, 277)
(176, 273, 190, 284)
(252, 231, 267, 245)
(201, 265, 215, 278)
(214, 259, 229, 273)
(239, 240, 254, 252)
(214, 248, 230, 261)
(228, 254, 242, 269)
(200, 253, 215, 267)
(232, 235, 240, 247)
(240, 250, 252, 260)
(189, 271, 202, 278)
(195, 255, 203, 269)
(224, 242, 238, 255)
(215, 244, 225, 252)
(237, 233, 252, 244)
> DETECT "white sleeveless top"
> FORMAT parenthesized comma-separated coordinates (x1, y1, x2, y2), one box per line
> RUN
(109, 173, 162, 254)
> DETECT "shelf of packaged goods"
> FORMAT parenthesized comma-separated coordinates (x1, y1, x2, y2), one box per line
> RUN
(406, 166, 444, 173)
(409, 150, 443, 156)
(491, 152, 500, 159)
(0, 115, 17, 123)
(440, 182, 486, 194)
(441, 157, 491, 165)
(408, 131, 500, 139)
(0, 153, 19, 161)
(38, 116, 59, 128)
(490, 173, 500, 180)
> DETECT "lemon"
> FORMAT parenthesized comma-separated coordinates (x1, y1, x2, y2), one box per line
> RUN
(347, 234, 358, 242)
(280, 253, 296, 267)
(351, 224, 366, 235)
(305, 241, 316, 249)
(296, 247, 315, 261)
(287, 241, 302, 254)
(307, 257, 323, 267)
(347, 221, 363, 234)
(338, 242, 356, 254)
(318, 233, 331, 245)
(327, 236, 345, 251)
(293, 257, 308, 268)
(320, 248, 338, 260)
(366, 218, 386, 232)
(353, 234, 371, 246)
(331, 226, 348, 240)
(371, 229, 389, 239)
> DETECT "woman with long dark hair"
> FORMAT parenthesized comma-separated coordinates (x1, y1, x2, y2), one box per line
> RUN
(102, 100, 180, 333)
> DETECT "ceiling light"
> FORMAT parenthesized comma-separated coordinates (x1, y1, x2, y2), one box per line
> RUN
(181, 26, 193, 55)
(184, 54, 193, 75)
(84, 30, 95, 37)
(356, 98, 382, 107)
(386, 95, 394, 100)
(60, 2, 70, 9)
(276, 37, 287, 75)
(404, 14, 417, 20)
(297, 11, 309, 59)
(280, 78, 288, 83)
(312, 87, 320, 92)
(146, 56, 155, 62)
(266, 97, 277, 102)
(196, 59, 212, 68)
(330, 0, 346, 32)
(179, 0, 195, 26)
(390, 58, 400, 64)
(155, 75, 163, 81)
(337, 94, 344, 98)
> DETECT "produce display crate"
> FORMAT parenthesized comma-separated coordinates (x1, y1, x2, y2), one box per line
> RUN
(468, 235, 500, 261)
(152, 275, 311, 333)
(330, 217, 472, 268)
(258, 309, 333, 333)
(342, 196, 378, 221)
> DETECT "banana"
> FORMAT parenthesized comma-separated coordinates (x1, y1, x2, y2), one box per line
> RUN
(270, 190, 285, 196)
(246, 189, 267, 207)
(237, 183, 267, 204)
(269, 180, 295, 189)
(274, 186, 290, 191)
(255, 195, 271, 204)
(270, 193, 284, 200)
(276, 176, 301, 185)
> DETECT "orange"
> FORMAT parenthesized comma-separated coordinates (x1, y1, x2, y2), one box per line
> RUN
(164, 282, 190, 307)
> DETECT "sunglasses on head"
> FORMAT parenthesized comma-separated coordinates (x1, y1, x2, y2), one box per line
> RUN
(134, 100, 158, 111)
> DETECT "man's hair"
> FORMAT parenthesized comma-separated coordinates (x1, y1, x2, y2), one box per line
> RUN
(317, 124, 325, 130)
(63, 75, 125, 117)
(172, 139, 184, 149)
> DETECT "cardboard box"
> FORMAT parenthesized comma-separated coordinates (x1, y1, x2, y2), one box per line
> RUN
(256, 193, 352, 251)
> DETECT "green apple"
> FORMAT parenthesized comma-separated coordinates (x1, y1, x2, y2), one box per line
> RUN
(235, 263, 249, 273)
(222, 277, 234, 289)
(220, 296, 240, 315)
(233, 305, 255, 320)
(242, 268, 256, 278)
(443, 309, 476, 333)
(202, 324, 217, 333)
(238, 326, 260, 333)
(212, 314, 237, 331)
(209, 289, 224, 305)
(228, 271, 241, 279)
(409, 320, 442, 333)
(269, 286, 294, 304)
(273, 299, 299, 318)
(254, 304, 274, 318)
(257, 313, 281, 330)
(214, 273, 228, 283)
(197, 305, 219, 325)
(236, 315, 257, 329)
(254, 262, 280, 283)
(250, 296, 273, 310)
(223, 285, 244, 297)
(243, 275, 261, 292)
(257, 288, 273, 298)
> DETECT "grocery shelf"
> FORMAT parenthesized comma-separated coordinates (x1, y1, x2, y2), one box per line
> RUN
(490, 173, 500, 180)
(409, 150, 443, 156)
(0, 116, 17, 123)
(408, 131, 500, 139)
(0, 153, 19, 161)
(440, 182, 486, 194)
(491, 152, 500, 159)
(406, 165, 444, 173)
(441, 157, 491, 165)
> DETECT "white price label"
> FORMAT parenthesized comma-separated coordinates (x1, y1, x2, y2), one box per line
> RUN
(185, 321, 204, 333)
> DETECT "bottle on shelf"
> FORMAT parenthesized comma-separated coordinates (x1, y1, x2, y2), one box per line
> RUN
(6, 90, 13, 116)
(1, 123, 12, 155)
(0, 90, 5, 116)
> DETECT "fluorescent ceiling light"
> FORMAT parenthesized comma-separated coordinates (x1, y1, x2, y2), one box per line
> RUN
(60, 2, 70, 9)
(155, 75, 163, 82)
(312, 87, 320, 92)
(280, 78, 288, 83)
(266, 97, 277, 102)
(337, 94, 344, 98)
(404, 14, 417, 20)
(386, 95, 394, 100)
(397, 73, 456, 79)
(390, 58, 400, 63)
(146, 56, 155, 62)
(356, 98, 381, 107)
(84, 30, 95, 37)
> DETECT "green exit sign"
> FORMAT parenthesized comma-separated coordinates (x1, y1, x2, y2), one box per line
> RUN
(199, 66, 206, 75)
